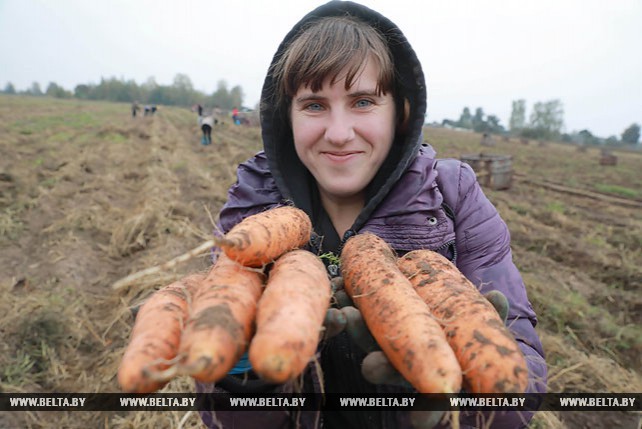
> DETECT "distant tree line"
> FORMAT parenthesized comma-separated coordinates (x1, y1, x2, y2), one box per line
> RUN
(509, 98, 639, 146)
(440, 98, 639, 146)
(3, 78, 639, 145)
(1, 74, 246, 111)
(508, 99, 564, 141)
(441, 107, 505, 135)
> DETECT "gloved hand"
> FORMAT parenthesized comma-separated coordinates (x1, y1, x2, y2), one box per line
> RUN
(481, 289, 509, 324)
(323, 276, 413, 387)
(322, 276, 511, 429)
(325, 278, 510, 380)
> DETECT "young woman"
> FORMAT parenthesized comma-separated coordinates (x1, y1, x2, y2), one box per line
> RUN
(196, 1, 547, 428)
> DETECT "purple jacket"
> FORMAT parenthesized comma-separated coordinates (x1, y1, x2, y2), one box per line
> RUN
(197, 148, 547, 429)
(197, 1, 546, 428)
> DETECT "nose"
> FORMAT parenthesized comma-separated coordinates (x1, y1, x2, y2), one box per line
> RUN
(324, 110, 355, 145)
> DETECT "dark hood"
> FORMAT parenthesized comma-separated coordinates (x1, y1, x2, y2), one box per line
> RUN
(260, 0, 427, 233)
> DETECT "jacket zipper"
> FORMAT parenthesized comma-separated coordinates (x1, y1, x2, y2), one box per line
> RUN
(325, 229, 358, 277)
(436, 239, 457, 264)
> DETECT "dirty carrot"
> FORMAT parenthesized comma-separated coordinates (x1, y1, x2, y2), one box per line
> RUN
(397, 249, 529, 393)
(340, 232, 462, 394)
(214, 205, 312, 268)
(249, 249, 331, 383)
(117, 274, 204, 393)
(178, 253, 264, 382)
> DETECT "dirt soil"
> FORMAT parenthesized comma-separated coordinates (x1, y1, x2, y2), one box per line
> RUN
(1, 95, 640, 428)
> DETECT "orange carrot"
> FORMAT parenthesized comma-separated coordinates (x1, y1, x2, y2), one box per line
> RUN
(178, 253, 264, 382)
(397, 249, 529, 393)
(340, 232, 462, 394)
(215, 205, 312, 267)
(117, 274, 203, 393)
(249, 249, 331, 383)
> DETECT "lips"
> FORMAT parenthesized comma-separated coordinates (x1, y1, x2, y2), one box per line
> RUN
(322, 151, 362, 163)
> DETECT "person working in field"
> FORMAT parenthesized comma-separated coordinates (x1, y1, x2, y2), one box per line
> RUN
(192, 1, 547, 428)
(197, 104, 216, 145)
(231, 106, 240, 125)
(119, 1, 547, 428)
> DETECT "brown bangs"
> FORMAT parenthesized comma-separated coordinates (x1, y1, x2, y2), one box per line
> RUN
(272, 16, 394, 105)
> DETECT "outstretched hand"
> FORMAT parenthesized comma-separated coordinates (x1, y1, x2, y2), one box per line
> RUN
(324, 278, 510, 380)
(322, 276, 511, 429)
(323, 276, 411, 387)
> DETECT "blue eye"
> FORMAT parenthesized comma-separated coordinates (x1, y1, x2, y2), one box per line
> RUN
(355, 99, 373, 108)
(305, 103, 323, 111)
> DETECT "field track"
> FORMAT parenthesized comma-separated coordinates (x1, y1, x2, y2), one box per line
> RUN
(514, 174, 642, 209)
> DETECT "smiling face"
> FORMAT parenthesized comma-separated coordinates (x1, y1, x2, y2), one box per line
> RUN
(290, 59, 396, 204)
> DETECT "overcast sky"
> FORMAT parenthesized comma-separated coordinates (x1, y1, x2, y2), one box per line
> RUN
(1, 0, 641, 137)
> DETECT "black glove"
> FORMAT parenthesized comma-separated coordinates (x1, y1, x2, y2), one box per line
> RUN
(481, 289, 509, 323)
(321, 277, 350, 340)
(322, 276, 511, 429)
(323, 276, 412, 387)
(324, 277, 510, 380)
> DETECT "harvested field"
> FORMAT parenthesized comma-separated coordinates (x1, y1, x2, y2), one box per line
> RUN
(1, 95, 640, 428)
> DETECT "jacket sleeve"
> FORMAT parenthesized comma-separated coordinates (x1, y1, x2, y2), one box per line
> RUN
(217, 151, 285, 234)
(447, 162, 548, 428)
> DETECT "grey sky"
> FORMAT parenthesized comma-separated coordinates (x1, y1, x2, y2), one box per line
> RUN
(1, 0, 640, 137)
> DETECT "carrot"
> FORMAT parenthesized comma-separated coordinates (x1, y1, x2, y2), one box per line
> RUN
(340, 232, 462, 394)
(178, 253, 264, 382)
(214, 205, 312, 268)
(249, 249, 331, 383)
(397, 249, 529, 393)
(117, 274, 204, 393)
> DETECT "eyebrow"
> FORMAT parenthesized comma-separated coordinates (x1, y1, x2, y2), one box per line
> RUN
(294, 94, 325, 103)
(349, 89, 380, 98)
(294, 89, 381, 103)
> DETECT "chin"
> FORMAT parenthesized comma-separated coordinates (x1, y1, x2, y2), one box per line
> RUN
(323, 184, 363, 199)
